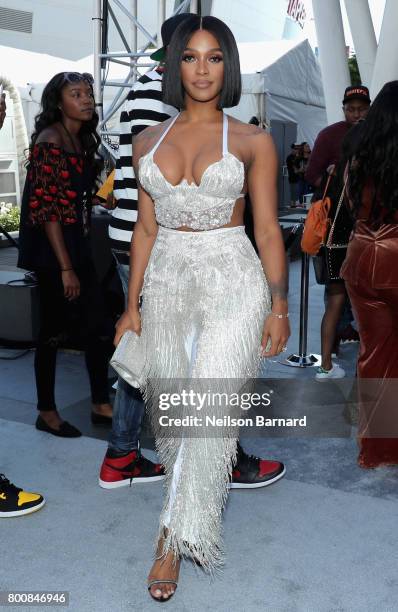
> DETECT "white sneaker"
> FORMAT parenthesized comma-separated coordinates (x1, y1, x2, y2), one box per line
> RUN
(315, 363, 346, 380)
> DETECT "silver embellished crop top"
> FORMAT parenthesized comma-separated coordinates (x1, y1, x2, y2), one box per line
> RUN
(138, 113, 245, 230)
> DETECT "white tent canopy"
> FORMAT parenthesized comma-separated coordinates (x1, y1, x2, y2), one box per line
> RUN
(230, 39, 327, 145)
(0, 44, 95, 137)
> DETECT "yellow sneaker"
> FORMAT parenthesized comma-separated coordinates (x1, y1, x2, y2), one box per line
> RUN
(0, 474, 45, 517)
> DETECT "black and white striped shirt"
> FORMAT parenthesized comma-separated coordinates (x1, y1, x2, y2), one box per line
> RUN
(109, 69, 178, 252)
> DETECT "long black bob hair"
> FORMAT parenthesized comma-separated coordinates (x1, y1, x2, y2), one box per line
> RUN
(162, 15, 242, 110)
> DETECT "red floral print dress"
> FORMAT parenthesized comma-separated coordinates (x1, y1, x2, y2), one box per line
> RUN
(27, 143, 85, 225)
(18, 142, 93, 272)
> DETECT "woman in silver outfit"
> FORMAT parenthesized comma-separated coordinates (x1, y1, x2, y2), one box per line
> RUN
(114, 15, 290, 601)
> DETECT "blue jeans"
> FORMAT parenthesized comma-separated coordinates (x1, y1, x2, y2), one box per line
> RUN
(107, 261, 145, 453)
(297, 179, 310, 204)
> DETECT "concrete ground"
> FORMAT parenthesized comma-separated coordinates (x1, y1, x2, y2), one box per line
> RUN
(1, 245, 398, 612)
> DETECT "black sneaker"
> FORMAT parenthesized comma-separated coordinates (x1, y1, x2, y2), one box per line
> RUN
(99, 449, 165, 489)
(230, 444, 286, 489)
(338, 324, 360, 344)
(0, 474, 45, 517)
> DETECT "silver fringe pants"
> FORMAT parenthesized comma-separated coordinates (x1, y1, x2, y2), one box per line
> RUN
(140, 225, 271, 571)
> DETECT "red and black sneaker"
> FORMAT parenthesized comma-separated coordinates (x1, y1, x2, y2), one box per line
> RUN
(230, 443, 286, 489)
(99, 449, 165, 489)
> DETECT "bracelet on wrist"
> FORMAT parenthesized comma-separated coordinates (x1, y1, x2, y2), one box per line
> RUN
(61, 268, 73, 272)
(270, 312, 289, 319)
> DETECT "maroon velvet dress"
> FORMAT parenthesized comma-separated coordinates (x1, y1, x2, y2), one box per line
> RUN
(341, 182, 398, 468)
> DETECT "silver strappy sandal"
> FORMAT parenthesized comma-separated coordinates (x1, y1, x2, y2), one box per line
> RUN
(147, 579, 178, 602)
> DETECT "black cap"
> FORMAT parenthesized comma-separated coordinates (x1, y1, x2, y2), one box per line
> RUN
(150, 13, 193, 61)
(343, 85, 371, 105)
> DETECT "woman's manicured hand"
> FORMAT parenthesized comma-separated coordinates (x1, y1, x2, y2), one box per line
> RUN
(114, 309, 141, 346)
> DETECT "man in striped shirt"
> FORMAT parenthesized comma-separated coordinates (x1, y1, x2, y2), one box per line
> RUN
(99, 14, 286, 490)
(99, 14, 187, 489)
(108, 77, 178, 251)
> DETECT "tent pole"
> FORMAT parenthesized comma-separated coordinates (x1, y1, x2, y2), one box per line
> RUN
(96, 0, 195, 154)
(93, 0, 103, 122)
(158, 0, 166, 49)
(130, 0, 138, 84)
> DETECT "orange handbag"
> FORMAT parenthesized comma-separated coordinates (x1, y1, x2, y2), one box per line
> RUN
(301, 175, 332, 256)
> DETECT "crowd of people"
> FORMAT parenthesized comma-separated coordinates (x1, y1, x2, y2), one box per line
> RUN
(302, 81, 398, 468)
(1, 9, 398, 604)
(286, 141, 312, 207)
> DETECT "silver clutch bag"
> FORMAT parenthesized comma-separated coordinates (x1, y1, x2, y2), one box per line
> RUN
(110, 330, 147, 389)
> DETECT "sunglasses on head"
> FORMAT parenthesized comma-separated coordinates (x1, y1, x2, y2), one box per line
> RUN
(62, 72, 94, 85)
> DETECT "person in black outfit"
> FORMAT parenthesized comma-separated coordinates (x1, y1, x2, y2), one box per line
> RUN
(18, 72, 113, 437)
(314, 151, 354, 380)
(0, 89, 6, 129)
(296, 142, 312, 204)
(286, 143, 300, 207)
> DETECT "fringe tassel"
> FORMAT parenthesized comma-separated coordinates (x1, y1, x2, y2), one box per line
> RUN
(138, 227, 271, 573)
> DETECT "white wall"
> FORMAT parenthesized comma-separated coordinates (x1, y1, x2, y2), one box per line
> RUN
(0, 0, 94, 60)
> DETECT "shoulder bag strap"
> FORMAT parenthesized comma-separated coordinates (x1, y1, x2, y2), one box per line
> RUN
(326, 175, 349, 248)
(321, 173, 333, 203)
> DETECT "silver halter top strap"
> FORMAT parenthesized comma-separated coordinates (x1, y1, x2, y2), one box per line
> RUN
(149, 112, 230, 157)
(222, 112, 228, 156)
(149, 112, 180, 157)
